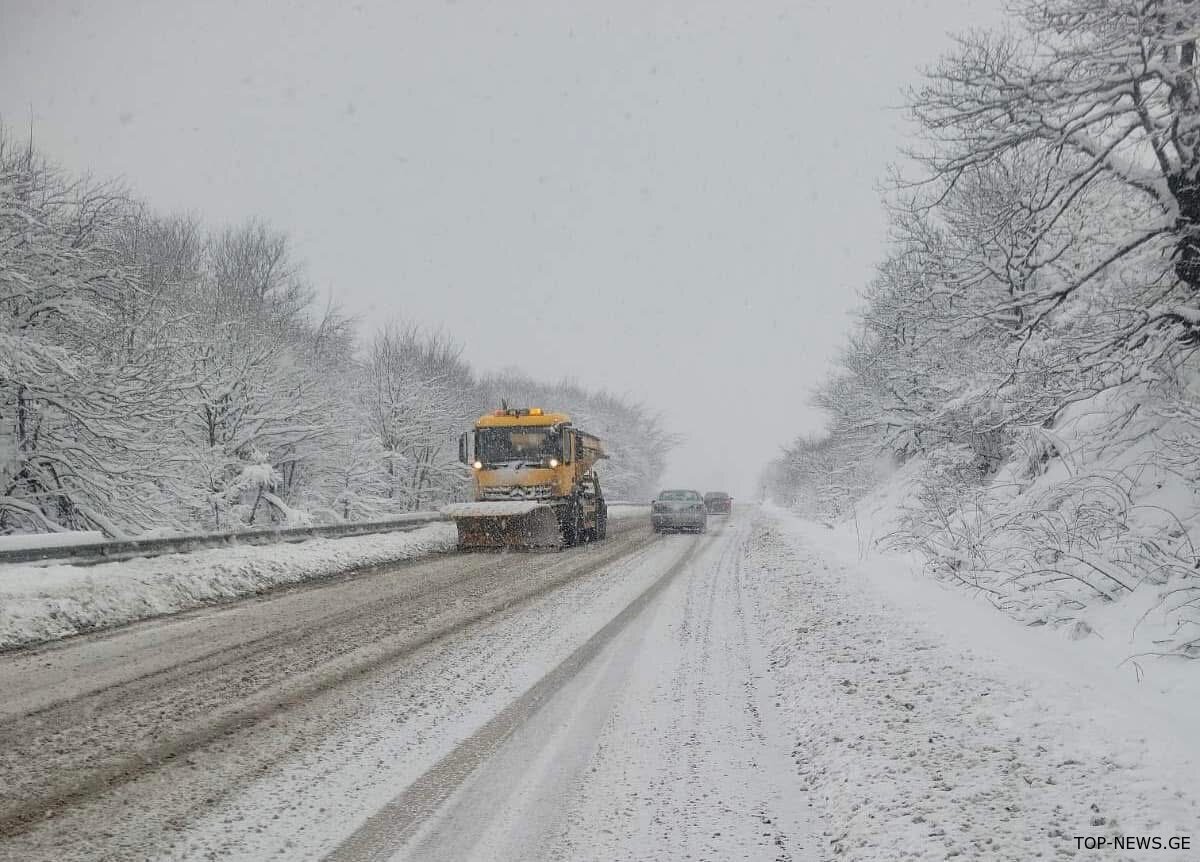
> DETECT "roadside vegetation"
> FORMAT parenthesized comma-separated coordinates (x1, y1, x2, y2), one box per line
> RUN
(763, 0, 1200, 656)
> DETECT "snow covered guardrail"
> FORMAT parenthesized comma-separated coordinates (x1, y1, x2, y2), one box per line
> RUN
(0, 512, 450, 567)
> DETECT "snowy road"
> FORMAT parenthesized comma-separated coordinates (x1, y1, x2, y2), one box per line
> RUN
(0, 517, 659, 859)
(1, 514, 809, 861)
(350, 514, 811, 862)
(2, 508, 1197, 861)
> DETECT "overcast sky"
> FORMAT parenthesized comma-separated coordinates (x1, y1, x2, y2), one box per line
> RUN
(2, 0, 1002, 497)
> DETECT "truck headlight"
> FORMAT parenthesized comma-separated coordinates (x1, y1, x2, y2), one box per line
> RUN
(549, 458, 559, 468)
(473, 460, 483, 470)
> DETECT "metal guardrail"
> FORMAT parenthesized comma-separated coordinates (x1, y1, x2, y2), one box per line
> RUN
(0, 501, 654, 568)
(0, 512, 450, 567)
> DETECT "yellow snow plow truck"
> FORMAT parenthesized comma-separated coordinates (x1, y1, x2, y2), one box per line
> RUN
(444, 407, 608, 549)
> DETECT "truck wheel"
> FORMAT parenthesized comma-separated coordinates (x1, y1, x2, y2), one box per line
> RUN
(562, 499, 583, 547)
(596, 499, 608, 540)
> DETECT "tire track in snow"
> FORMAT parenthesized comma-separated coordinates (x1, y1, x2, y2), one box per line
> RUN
(326, 533, 707, 861)
(542, 513, 814, 861)
(159, 533, 682, 862)
(0, 522, 653, 848)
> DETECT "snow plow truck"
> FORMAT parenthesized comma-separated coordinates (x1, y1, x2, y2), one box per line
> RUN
(444, 407, 608, 550)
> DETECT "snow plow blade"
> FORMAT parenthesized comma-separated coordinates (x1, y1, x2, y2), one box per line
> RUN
(441, 502, 564, 550)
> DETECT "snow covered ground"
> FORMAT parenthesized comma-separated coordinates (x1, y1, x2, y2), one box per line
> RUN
(757, 506, 1200, 860)
(397, 505, 1199, 860)
(534, 510, 812, 861)
(0, 522, 457, 650)
(3, 506, 1195, 860)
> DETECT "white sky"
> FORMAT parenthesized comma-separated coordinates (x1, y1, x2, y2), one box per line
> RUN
(1, 0, 1003, 497)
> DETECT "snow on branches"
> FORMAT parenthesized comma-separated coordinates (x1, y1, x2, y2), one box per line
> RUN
(0, 137, 185, 536)
(767, 0, 1200, 656)
(0, 131, 672, 537)
(910, 0, 1200, 343)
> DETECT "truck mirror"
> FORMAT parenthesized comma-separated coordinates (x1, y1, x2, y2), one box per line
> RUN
(458, 432, 469, 464)
(561, 431, 573, 464)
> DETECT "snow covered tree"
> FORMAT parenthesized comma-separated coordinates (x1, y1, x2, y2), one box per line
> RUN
(909, 0, 1200, 348)
(0, 133, 676, 536)
(768, 0, 1200, 652)
(360, 325, 474, 511)
(0, 135, 188, 535)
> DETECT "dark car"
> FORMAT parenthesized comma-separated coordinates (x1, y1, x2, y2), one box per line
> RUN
(651, 489, 708, 533)
(704, 492, 732, 514)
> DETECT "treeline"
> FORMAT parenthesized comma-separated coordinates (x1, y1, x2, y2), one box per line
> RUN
(765, 0, 1200, 647)
(1, 134, 671, 536)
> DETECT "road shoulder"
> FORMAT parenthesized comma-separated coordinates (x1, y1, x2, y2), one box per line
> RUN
(754, 507, 1200, 860)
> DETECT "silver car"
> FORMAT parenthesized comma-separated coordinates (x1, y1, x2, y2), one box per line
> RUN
(651, 489, 708, 533)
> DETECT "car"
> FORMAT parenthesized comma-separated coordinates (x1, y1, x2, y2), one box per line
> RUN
(704, 491, 732, 515)
(651, 489, 708, 533)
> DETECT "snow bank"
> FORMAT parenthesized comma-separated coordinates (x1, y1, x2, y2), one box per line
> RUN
(766, 503, 1200, 697)
(800, 383, 1200, 658)
(0, 523, 457, 651)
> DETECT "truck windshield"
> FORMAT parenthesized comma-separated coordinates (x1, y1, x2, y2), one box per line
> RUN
(476, 427, 561, 465)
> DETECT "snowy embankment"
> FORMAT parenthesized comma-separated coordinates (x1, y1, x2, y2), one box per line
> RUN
(755, 506, 1200, 859)
(0, 506, 651, 652)
(845, 385, 1200, 659)
(0, 523, 457, 651)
